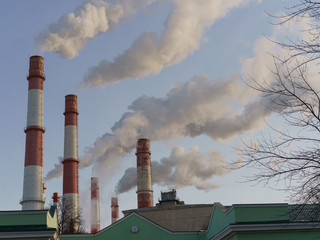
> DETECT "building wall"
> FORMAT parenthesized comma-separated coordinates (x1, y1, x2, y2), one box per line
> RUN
(1, 204, 320, 240)
(0, 211, 47, 226)
(205, 203, 235, 239)
(233, 204, 289, 223)
(0, 208, 58, 239)
(205, 203, 320, 240)
(60, 213, 199, 240)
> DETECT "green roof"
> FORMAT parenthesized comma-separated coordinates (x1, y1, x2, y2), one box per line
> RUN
(289, 204, 320, 222)
(0, 206, 58, 230)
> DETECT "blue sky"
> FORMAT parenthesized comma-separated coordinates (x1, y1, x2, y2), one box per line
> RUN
(0, 0, 300, 229)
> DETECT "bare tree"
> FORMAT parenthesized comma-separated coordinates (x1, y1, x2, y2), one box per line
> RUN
(58, 198, 86, 234)
(273, 0, 320, 65)
(239, 0, 320, 204)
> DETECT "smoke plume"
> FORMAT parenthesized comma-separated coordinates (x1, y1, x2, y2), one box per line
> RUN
(35, 0, 156, 59)
(45, 72, 276, 181)
(44, 157, 63, 182)
(115, 146, 229, 194)
(44, 8, 320, 194)
(82, 0, 250, 87)
(80, 74, 274, 176)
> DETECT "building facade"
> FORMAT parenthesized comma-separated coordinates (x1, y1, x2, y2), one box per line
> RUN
(2, 202, 316, 240)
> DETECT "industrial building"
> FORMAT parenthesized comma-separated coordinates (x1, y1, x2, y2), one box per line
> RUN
(0, 56, 319, 239)
(1, 199, 320, 239)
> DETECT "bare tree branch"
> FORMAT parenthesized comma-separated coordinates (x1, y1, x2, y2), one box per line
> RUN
(58, 198, 86, 234)
(237, 1, 320, 202)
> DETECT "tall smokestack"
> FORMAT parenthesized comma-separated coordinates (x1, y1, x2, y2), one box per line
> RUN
(91, 177, 100, 233)
(111, 197, 119, 224)
(136, 138, 153, 208)
(21, 56, 45, 210)
(62, 94, 79, 233)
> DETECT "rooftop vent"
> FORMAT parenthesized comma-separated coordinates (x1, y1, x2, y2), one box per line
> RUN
(157, 189, 185, 206)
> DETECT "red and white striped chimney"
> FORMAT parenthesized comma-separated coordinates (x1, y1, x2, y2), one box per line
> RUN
(21, 56, 45, 210)
(62, 94, 79, 232)
(91, 177, 100, 233)
(52, 192, 59, 207)
(136, 139, 153, 208)
(52, 192, 59, 219)
(42, 183, 46, 205)
(111, 197, 119, 224)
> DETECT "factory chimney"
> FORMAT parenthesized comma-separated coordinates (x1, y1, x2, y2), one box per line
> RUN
(42, 183, 46, 208)
(136, 139, 153, 208)
(52, 193, 59, 222)
(21, 56, 45, 210)
(111, 197, 119, 224)
(91, 177, 100, 233)
(52, 192, 59, 207)
(62, 94, 79, 233)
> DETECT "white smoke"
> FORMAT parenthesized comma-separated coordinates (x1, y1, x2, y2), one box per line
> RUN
(44, 157, 63, 182)
(45, 72, 275, 182)
(79, 73, 274, 178)
(241, 17, 320, 105)
(115, 146, 229, 194)
(42, 23, 279, 183)
(75, 20, 320, 187)
(44, 5, 320, 190)
(82, 0, 251, 87)
(35, 0, 156, 59)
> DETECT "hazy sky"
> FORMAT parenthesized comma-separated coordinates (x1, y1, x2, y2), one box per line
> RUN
(0, 0, 299, 230)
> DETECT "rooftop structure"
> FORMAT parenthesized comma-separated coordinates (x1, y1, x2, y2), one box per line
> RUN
(59, 202, 320, 240)
(0, 207, 58, 239)
(156, 189, 185, 206)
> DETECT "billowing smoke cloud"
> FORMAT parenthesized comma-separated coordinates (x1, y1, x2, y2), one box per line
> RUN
(115, 146, 229, 194)
(43, 22, 287, 182)
(82, 74, 274, 176)
(45, 73, 275, 181)
(241, 18, 320, 105)
(44, 7, 320, 193)
(82, 0, 250, 87)
(35, 0, 156, 59)
(44, 157, 63, 182)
